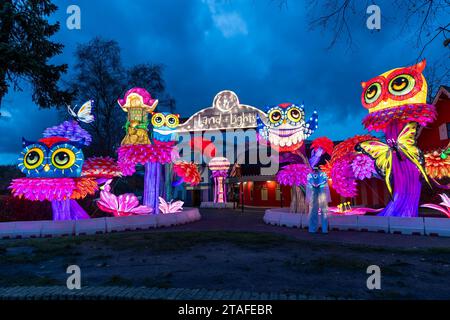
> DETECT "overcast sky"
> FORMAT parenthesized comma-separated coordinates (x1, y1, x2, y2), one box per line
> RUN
(0, 0, 448, 164)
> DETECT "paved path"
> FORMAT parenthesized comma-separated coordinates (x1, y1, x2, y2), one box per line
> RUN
(154, 208, 450, 249)
(0, 286, 328, 300)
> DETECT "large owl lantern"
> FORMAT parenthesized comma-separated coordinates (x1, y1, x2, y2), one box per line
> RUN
(361, 59, 427, 112)
(19, 136, 84, 178)
(257, 103, 318, 152)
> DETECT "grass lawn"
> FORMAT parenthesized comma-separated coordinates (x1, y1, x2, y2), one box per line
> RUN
(0, 230, 449, 299)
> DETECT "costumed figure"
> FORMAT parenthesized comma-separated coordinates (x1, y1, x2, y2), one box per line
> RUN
(306, 168, 331, 233)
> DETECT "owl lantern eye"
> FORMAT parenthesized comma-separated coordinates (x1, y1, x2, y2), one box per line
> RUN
(364, 82, 382, 104)
(269, 110, 283, 124)
(165, 114, 179, 128)
(287, 107, 302, 122)
(24, 148, 44, 169)
(52, 148, 76, 169)
(151, 113, 165, 127)
(388, 74, 415, 96)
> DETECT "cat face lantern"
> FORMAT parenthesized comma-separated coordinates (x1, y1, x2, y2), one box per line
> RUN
(257, 103, 318, 152)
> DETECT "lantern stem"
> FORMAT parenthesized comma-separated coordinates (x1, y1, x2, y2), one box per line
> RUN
(51, 199, 89, 220)
(143, 162, 161, 214)
(378, 121, 422, 217)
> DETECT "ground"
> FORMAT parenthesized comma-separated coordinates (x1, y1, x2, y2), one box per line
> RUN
(1, 208, 450, 299)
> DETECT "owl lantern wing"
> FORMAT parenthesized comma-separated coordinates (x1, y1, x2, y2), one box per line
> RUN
(357, 140, 393, 195)
(256, 112, 269, 140)
(396, 122, 431, 187)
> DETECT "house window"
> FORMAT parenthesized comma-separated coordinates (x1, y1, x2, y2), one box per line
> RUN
(261, 187, 268, 201)
(275, 185, 281, 201)
(440, 123, 450, 140)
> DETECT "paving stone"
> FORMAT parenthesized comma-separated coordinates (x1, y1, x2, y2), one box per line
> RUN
(278, 293, 289, 300)
(220, 290, 235, 300)
(0, 286, 329, 300)
(183, 288, 201, 299)
(259, 292, 269, 300)
(249, 292, 260, 300)
(239, 291, 252, 300)
(288, 293, 297, 300)
(194, 288, 210, 299)
(152, 288, 169, 299)
(173, 288, 194, 300)
(202, 289, 217, 300)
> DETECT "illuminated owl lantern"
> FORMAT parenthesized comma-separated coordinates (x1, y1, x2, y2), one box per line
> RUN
(151, 112, 180, 142)
(257, 103, 318, 152)
(19, 136, 84, 178)
(362, 60, 427, 113)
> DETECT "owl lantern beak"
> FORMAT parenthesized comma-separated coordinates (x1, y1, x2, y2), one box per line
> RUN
(43, 164, 50, 172)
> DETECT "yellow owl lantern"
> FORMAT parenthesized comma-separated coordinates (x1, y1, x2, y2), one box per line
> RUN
(361, 60, 427, 113)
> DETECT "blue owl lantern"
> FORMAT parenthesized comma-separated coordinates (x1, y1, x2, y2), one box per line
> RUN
(151, 112, 180, 142)
(18, 136, 85, 178)
(17, 120, 91, 178)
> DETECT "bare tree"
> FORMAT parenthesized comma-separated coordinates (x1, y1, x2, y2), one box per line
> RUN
(307, 0, 450, 57)
(424, 58, 450, 102)
(67, 38, 176, 157)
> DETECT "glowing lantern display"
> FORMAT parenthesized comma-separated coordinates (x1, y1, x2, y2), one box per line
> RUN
(208, 157, 231, 203)
(357, 60, 436, 217)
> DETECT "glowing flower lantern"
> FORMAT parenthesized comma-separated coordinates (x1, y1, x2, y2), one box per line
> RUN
(208, 157, 231, 203)
(323, 135, 377, 198)
(424, 144, 450, 180)
(277, 164, 311, 187)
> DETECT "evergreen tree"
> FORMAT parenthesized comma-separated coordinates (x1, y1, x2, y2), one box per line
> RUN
(0, 0, 72, 111)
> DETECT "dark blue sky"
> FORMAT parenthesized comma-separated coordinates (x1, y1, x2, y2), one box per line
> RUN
(0, 0, 448, 164)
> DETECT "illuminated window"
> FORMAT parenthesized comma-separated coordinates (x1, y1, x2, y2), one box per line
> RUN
(261, 187, 268, 201)
(275, 185, 281, 201)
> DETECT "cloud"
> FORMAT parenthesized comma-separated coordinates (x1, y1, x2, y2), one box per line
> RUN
(203, 0, 248, 38)
(0, 109, 12, 119)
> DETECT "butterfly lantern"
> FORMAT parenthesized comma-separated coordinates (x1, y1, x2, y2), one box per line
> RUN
(356, 122, 430, 196)
(68, 100, 95, 123)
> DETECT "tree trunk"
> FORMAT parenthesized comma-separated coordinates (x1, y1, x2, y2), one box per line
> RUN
(290, 185, 308, 213)
(378, 121, 422, 217)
